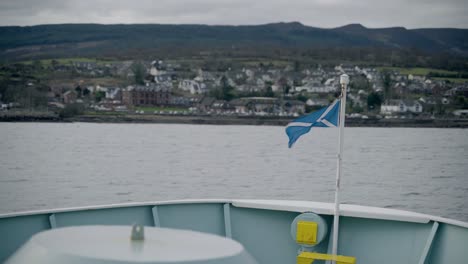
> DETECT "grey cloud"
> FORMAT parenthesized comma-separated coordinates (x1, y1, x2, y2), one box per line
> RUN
(0, 0, 466, 28)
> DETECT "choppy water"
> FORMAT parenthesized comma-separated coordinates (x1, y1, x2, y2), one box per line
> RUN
(0, 123, 467, 222)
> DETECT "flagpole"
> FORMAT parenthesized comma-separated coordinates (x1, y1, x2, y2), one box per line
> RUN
(331, 74, 349, 262)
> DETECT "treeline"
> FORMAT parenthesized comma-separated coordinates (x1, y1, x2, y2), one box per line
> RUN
(1, 23, 468, 71)
(427, 72, 468, 79)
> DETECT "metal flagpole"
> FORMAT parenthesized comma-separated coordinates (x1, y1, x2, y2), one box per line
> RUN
(331, 74, 349, 261)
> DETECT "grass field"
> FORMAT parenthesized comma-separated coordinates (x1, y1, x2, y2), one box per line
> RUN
(135, 106, 188, 113)
(377, 67, 458, 76)
(21, 57, 119, 66)
(84, 111, 127, 116)
(433, 77, 468, 84)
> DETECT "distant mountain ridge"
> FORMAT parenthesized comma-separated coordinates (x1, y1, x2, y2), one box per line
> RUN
(0, 22, 467, 60)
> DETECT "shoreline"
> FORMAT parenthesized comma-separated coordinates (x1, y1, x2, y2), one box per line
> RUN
(1, 113, 468, 128)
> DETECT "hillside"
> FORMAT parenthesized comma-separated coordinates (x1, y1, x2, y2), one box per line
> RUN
(0, 22, 467, 62)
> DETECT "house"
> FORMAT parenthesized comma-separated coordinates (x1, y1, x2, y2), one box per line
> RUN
(229, 97, 280, 114)
(271, 84, 281, 92)
(196, 69, 216, 82)
(229, 97, 310, 114)
(236, 84, 259, 93)
(404, 100, 423, 113)
(198, 97, 216, 112)
(96, 85, 109, 93)
(255, 78, 266, 88)
(229, 98, 249, 114)
(295, 85, 336, 94)
(179, 80, 208, 94)
(444, 86, 468, 97)
(170, 96, 191, 107)
(453, 109, 468, 117)
(324, 78, 337, 86)
(242, 68, 255, 80)
(247, 97, 279, 113)
(211, 100, 233, 113)
(72, 61, 97, 71)
(154, 74, 173, 84)
(348, 93, 366, 107)
(105, 88, 122, 100)
(122, 84, 171, 107)
(335, 64, 355, 74)
(215, 76, 236, 88)
(301, 77, 322, 87)
(47, 102, 65, 110)
(393, 82, 407, 96)
(407, 83, 426, 93)
(380, 100, 423, 115)
(283, 100, 305, 114)
(150, 66, 161, 76)
(306, 98, 329, 107)
(261, 74, 273, 82)
(62, 90, 77, 104)
(49, 83, 74, 97)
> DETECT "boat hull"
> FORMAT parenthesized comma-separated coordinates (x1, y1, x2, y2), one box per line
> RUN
(1, 199, 467, 264)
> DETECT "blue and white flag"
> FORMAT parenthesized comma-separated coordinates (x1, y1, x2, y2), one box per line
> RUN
(286, 99, 341, 148)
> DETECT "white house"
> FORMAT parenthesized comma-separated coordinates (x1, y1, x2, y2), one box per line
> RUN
(105, 88, 121, 100)
(242, 68, 255, 80)
(295, 85, 336, 94)
(150, 66, 160, 76)
(179, 80, 208, 94)
(255, 78, 265, 88)
(96, 85, 109, 93)
(380, 100, 423, 115)
(306, 98, 329, 107)
(271, 84, 280, 92)
(453, 109, 468, 117)
(324, 78, 337, 86)
(444, 86, 468, 97)
(261, 74, 273, 82)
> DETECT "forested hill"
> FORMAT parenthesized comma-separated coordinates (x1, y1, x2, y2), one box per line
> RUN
(0, 22, 467, 63)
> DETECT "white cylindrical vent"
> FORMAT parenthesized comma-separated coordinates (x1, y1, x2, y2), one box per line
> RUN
(6, 225, 258, 264)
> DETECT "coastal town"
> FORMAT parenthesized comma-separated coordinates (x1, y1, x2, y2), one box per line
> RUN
(1, 58, 468, 124)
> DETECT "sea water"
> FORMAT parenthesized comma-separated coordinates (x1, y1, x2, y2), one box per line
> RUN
(0, 123, 467, 222)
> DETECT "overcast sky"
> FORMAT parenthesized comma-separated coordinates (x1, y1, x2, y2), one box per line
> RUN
(0, 0, 467, 29)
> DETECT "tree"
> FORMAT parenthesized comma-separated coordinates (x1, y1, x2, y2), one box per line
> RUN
(352, 104, 364, 113)
(296, 94, 308, 102)
(51, 59, 59, 69)
(278, 77, 288, 94)
(219, 75, 235, 101)
(210, 76, 235, 100)
(95, 91, 106, 102)
(381, 70, 392, 100)
(59, 103, 84, 118)
(131, 62, 146, 85)
(264, 86, 274, 97)
(32, 60, 43, 70)
(293, 61, 300, 72)
(75, 86, 82, 98)
(351, 75, 371, 92)
(83, 88, 91, 97)
(3, 85, 47, 109)
(367, 92, 382, 111)
(454, 96, 468, 109)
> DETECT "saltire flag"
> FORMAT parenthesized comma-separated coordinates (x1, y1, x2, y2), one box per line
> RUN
(286, 99, 341, 148)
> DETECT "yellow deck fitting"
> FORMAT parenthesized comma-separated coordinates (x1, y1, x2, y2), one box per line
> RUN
(296, 221, 318, 245)
(297, 252, 356, 264)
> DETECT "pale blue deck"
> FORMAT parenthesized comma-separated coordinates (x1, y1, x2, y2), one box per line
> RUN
(1, 200, 467, 263)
